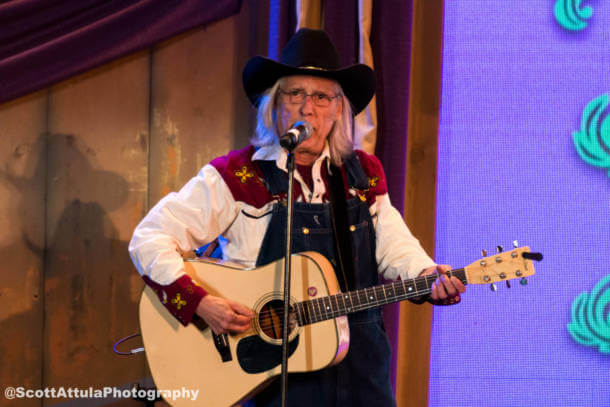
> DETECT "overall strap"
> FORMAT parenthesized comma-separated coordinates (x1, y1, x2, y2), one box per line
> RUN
(328, 162, 356, 291)
(256, 160, 288, 197)
(343, 152, 370, 190)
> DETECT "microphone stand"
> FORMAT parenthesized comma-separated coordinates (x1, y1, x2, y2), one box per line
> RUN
(280, 147, 296, 407)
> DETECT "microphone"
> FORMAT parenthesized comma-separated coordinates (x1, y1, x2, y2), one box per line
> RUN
(279, 121, 313, 150)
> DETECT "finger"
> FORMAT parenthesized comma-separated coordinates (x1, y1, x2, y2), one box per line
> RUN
(226, 312, 253, 332)
(450, 276, 466, 293)
(432, 278, 448, 300)
(436, 264, 452, 274)
(229, 300, 255, 317)
(227, 319, 251, 333)
(430, 279, 438, 300)
(419, 266, 437, 276)
(232, 313, 252, 327)
(440, 274, 458, 297)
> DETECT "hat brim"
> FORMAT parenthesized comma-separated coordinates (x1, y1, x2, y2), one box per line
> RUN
(242, 56, 376, 115)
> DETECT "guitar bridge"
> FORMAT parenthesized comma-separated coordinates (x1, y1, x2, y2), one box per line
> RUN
(212, 332, 232, 362)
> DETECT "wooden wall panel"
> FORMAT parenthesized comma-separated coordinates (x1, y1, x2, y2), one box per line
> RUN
(43, 53, 150, 397)
(148, 5, 253, 207)
(0, 4, 264, 405)
(0, 92, 47, 407)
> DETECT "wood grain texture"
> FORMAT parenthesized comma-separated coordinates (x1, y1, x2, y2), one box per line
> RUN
(148, 9, 253, 207)
(0, 91, 47, 407)
(43, 52, 150, 395)
(0, 4, 258, 405)
(396, 1, 445, 407)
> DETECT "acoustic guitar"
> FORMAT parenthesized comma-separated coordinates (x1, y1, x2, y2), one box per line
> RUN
(139, 247, 539, 406)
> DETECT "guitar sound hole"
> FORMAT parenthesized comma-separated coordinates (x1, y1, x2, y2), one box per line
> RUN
(258, 299, 297, 340)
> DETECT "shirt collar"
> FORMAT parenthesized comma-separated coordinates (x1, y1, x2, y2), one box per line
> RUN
(252, 142, 331, 172)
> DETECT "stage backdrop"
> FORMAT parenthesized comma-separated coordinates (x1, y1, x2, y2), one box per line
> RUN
(430, 1, 609, 406)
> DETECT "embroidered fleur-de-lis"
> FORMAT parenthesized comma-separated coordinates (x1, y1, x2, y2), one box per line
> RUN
(171, 293, 187, 310)
(234, 166, 254, 184)
(368, 176, 379, 188)
(357, 190, 368, 202)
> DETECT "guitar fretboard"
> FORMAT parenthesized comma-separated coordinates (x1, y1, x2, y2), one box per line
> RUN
(293, 269, 467, 326)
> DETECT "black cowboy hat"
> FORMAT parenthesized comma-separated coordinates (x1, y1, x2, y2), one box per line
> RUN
(242, 28, 376, 114)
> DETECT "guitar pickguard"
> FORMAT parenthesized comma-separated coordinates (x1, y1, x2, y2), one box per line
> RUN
(236, 334, 300, 374)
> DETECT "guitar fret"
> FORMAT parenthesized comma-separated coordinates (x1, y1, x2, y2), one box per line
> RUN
(322, 296, 331, 319)
(404, 280, 415, 296)
(302, 300, 313, 324)
(362, 287, 371, 311)
(331, 294, 340, 319)
(328, 295, 335, 319)
(400, 280, 407, 298)
(395, 281, 404, 298)
(311, 298, 320, 323)
(345, 293, 354, 313)
(373, 286, 381, 301)
(381, 284, 388, 301)
(304, 301, 312, 325)
(357, 288, 367, 309)
(315, 298, 323, 322)
(381, 282, 393, 302)
(373, 286, 383, 307)
(339, 293, 348, 315)
(294, 302, 303, 326)
(316, 298, 323, 321)
(390, 282, 400, 302)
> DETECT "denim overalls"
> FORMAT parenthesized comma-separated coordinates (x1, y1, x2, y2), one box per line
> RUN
(251, 155, 396, 407)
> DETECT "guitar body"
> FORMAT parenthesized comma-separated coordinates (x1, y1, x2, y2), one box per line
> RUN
(140, 245, 540, 406)
(139, 251, 350, 407)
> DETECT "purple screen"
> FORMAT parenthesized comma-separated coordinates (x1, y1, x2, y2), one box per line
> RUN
(430, 1, 610, 406)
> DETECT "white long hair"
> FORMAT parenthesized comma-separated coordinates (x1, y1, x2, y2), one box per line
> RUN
(250, 78, 354, 167)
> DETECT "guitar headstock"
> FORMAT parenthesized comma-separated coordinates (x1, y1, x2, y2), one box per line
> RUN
(464, 246, 538, 287)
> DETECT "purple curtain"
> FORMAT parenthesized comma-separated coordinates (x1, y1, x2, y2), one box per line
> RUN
(371, 2, 413, 211)
(370, 1, 414, 391)
(0, 0, 242, 104)
(322, 0, 414, 393)
(323, 0, 358, 67)
(266, 0, 296, 60)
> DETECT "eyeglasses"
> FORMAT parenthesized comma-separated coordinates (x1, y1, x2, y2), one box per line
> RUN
(279, 88, 339, 107)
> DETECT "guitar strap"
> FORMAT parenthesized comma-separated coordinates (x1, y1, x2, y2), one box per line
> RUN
(328, 163, 356, 292)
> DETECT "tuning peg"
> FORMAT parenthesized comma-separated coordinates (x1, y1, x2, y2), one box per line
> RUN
(490, 283, 498, 292)
(506, 280, 511, 288)
(496, 245, 503, 253)
(481, 249, 487, 257)
(513, 240, 519, 248)
(520, 278, 528, 286)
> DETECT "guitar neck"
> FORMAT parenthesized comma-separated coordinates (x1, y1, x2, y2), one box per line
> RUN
(294, 269, 467, 326)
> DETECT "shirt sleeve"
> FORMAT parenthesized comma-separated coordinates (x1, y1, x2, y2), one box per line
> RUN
(374, 193, 437, 281)
(128, 164, 240, 325)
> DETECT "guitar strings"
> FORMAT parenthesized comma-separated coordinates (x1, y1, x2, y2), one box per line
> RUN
(240, 270, 467, 331)
(252, 282, 439, 330)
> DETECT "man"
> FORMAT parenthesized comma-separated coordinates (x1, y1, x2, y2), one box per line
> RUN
(129, 28, 464, 406)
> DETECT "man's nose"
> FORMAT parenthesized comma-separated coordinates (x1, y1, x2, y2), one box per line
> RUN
(299, 94, 315, 115)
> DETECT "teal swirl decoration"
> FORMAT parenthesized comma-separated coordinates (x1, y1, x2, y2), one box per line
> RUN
(573, 94, 610, 176)
(567, 275, 610, 354)
(554, 0, 593, 31)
